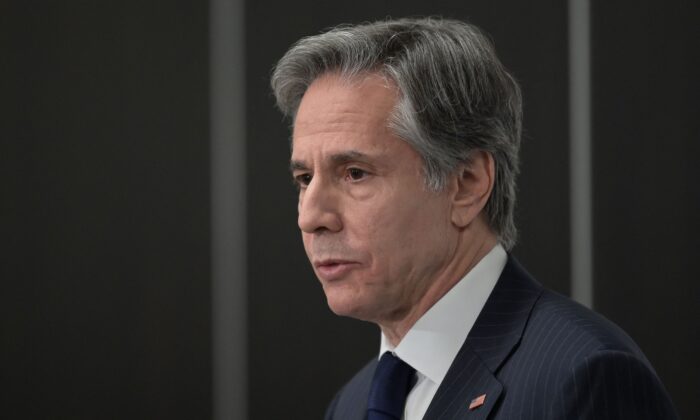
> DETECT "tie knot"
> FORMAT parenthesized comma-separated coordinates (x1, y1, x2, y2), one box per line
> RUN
(367, 352, 416, 420)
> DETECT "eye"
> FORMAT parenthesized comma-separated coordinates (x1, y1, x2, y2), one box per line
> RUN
(346, 167, 367, 181)
(294, 173, 312, 189)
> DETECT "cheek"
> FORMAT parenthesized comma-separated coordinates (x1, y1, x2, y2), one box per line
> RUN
(371, 200, 451, 262)
(301, 233, 313, 258)
(358, 206, 428, 265)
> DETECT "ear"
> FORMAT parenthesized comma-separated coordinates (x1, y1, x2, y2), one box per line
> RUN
(450, 151, 495, 228)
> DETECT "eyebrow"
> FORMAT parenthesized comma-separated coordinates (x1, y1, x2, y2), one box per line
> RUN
(289, 150, 371, 172)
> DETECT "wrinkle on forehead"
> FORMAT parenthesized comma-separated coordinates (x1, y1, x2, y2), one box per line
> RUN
(292, 73, 399, 144)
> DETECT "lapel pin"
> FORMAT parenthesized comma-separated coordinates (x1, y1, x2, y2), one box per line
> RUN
(469, 394, 486, 410)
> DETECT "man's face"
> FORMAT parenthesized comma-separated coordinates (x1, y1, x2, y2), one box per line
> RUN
(291, 73, 457, 324)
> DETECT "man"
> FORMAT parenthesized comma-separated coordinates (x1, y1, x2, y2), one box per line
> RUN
(271, 18, 677, 419)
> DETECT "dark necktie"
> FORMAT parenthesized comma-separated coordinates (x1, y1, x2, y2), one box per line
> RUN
(367, 352, 416, 420)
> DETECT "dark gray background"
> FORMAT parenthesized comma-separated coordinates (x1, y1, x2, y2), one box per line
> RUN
(3, 1, 697, 419)
(3, 2, 211, 418)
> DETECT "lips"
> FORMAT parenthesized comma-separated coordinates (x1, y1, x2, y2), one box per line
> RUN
(313, 259, 360, 281)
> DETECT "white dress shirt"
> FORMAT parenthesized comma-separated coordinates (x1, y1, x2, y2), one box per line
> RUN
(378, 244, 507, 420)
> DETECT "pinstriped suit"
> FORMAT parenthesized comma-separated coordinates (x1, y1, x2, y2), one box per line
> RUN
(325, 256, 678, 420)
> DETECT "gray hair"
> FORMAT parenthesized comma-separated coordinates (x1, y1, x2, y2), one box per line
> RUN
(271, 17, 522, 249)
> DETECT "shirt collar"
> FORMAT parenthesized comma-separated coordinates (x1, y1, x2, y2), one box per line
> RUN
(379, 244, 507, 384)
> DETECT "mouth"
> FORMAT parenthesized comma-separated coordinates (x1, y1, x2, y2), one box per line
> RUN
(313, 259, 360, 281)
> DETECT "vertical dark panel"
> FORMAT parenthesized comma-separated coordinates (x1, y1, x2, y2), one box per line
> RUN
(246, 2, 569, 418)
(592, 2, 699, 418)
(2, 2, 211, 418)
(210, 0, 248, 418)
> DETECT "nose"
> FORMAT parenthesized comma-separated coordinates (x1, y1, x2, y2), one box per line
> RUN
(298, 176, 342, 234)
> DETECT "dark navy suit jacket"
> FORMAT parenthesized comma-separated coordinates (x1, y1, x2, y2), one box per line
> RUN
(325, 256, 678, 419)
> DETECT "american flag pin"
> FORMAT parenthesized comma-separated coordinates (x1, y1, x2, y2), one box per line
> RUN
(469, 394, 486, 410)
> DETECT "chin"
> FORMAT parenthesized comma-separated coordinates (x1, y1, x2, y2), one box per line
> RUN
(323, 287, 373, 321)
(325, 294, 361, 318)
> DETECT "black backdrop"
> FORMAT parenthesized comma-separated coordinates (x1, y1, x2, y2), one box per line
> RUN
(3, 2, 211, 418)
(3, 1, 697, 419)
(591, 2, 699, 414)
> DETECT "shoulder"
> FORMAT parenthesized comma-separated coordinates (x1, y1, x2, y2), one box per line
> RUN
(511, 288, 653, 386)
(500, 288, 678, 419)
(547, 347, 678, 419)
(494, 256, 650, 371)
(528, 288, 647, 360)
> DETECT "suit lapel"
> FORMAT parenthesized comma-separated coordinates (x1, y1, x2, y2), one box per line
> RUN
(422, 344, 503, 419)
(422, 256, 543, 419)
(333, 358, 377, 420)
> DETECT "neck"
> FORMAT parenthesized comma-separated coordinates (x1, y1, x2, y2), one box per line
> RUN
(379, 227, 498, 347)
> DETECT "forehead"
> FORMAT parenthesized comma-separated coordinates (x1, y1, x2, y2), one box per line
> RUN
(291, 73, 400, 159)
